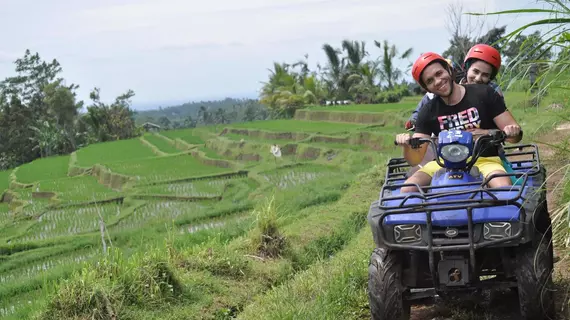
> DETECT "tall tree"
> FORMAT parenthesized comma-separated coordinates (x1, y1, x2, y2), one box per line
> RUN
(375, 40, 413, 89)
(0, 50, 82, 166)
(84, 88, 137, 142)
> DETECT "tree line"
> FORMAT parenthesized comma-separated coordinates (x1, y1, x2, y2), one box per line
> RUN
(134, 98, 271, 130)
(0, 50, 139, 170)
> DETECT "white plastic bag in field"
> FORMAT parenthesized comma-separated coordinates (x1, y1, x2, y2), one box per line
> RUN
(270, 145, 282, 157)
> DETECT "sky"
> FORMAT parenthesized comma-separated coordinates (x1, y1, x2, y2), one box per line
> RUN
(0, 0, 549, 110)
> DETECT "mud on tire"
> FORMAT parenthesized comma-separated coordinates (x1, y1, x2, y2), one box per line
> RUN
(368, 248, 410, 320)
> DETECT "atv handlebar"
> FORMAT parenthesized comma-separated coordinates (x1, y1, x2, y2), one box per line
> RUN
(394, 129, 508, 169)
(464, 129, 507, 170)
(393, 137, 431, 148)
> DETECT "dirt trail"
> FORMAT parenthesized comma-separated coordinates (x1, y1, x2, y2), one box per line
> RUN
(410, 124, 570, 320)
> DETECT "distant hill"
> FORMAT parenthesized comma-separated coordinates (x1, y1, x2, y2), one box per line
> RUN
(133, 97, 267, 126)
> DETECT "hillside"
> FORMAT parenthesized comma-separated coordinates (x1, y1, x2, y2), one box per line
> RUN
(133, 97, 268, 127)
(0, 93, 568, 320)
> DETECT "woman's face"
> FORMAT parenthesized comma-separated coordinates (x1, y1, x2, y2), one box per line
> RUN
(466, 60, 493, 84)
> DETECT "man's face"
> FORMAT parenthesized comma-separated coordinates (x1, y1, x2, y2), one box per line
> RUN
(466, 60, 493, 84)
(421, 62, 452, 97)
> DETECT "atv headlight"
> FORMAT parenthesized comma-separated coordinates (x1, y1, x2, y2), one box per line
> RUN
(441, 144, 470, 163)
(394, 224, 422, 243)
(483, 222, 512, 240)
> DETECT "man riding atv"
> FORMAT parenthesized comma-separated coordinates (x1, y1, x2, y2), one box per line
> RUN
(368, 50, 556, 320)
(405, 44, 505, 132)
(395, 51, 522, 192)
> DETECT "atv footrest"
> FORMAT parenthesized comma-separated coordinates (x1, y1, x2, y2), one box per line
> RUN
(405, 288, 437, 301)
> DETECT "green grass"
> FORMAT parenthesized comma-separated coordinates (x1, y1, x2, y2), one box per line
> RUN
(2, 89, 569, 320)
(223, 132, 390, 152)
(0, 203, 11, 226)
(134, 178, 235, 197)
(143, 133, 180, 154)
(160, 128, 205, 144)
(229, 120, 365, 133)
(39, 175, 120, 203)
(259, 164, 334, 189)
(0, 170, 11, 193)
(111, 200, 214, 231)
(0, 289, 47, 320)
(106, 154, 232, 183)
(11, 203, 122, 243)
(15, 155, 70, 183)
(237, 228, 372, 319)
(306, 101, 417, 113)
(76, 138, 156, 167)
(198, 145, 225, 159)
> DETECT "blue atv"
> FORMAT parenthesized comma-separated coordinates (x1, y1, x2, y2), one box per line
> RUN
(367, 129, 555, 320)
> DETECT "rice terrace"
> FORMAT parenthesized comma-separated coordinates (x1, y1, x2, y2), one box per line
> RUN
(0, 1, 569, 320)
(0, 89, 568, 319)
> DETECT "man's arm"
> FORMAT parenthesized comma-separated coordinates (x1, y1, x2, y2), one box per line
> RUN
(493, 111, 523, 143)
(485, 86, 523, 143)
(395, 132, 432, 166)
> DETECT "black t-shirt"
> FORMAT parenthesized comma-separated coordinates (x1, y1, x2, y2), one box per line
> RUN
(415, 84, 507, 157)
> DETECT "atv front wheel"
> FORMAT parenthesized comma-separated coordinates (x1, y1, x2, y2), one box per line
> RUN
(368, 248, 410, 320)
(515, 235, 555, 320)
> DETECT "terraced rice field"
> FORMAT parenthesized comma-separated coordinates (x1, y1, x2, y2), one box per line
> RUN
(1, 92, 568, 320)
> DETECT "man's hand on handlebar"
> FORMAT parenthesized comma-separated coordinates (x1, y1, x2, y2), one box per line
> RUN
(395, 133, 411, 146)
(503, 124, 521, 138)
(394, 133, 430, 149)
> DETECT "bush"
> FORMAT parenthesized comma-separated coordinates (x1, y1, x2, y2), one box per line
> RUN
(181, 246, 251, 278)
(393, 84, 411, 97)
(248, 195, 288, 259)
(37, 248, 183, 320)
(372, 91, 402, 104)
(374, 93, 386, 104)
(385, 91, 402, 103)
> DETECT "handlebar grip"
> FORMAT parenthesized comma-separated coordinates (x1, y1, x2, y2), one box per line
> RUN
(394, 138, 429, 148)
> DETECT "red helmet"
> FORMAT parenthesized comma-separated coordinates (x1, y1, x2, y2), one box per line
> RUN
(412, 52, 449, 88)
(464, 44, 501, 77)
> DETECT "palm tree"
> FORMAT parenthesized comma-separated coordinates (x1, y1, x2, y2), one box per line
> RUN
(375, 40, 413, 89)
(321, 43, 350, 99)
(342, 40, 369, 72)
(347, 62, 382, 103)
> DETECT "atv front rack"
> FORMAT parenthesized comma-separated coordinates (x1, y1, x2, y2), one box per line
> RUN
(370, 143, 543, 288)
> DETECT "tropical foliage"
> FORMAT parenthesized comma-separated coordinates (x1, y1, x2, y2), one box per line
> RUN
(0, 50, 138, 170)
(260, 39, 415, 117)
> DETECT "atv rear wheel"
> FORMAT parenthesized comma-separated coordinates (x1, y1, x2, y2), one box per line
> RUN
(514, 235, 555, 320)
(368, 248, 410, 320)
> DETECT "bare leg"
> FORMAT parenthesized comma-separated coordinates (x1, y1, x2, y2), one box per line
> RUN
(401, 171, 432, 193)
(486, 170, 512, 188)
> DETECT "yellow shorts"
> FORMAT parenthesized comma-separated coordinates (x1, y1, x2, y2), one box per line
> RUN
(418, 156, 505, 178)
